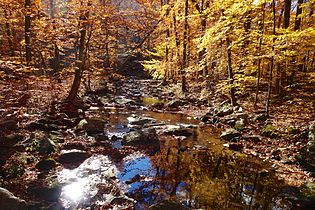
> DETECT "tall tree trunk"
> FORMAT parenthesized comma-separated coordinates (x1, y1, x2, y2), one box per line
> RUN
(66, 1, 90, 102)
(226, 35, 237, 106)
(275, 0, 291, 96)
(283, 0, 291, 29)
(266, 0, 276, 116)
(294, 0, 303, 31)
(173, 12, 180, 79)
(25, 0, 31, 65)
(4, 10, 14, 56)
(254, 1, 266, 108)
(181, 0, 189, 93)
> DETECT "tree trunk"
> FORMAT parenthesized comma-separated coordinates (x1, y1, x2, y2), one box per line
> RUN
(283, 0, 291, 29)
(4, 10, 14, 56)
(254, 1, 266, 108)
(294, 0, 303, 31)
(266, 0, 276, 116)
(25, 0, 31, 65)
(181, 0, 189, 93)
(226, 36, 237, 106)
(66, 2, 91, 102)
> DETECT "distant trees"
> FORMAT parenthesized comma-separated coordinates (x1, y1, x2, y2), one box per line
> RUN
(0, 0, 159, 101)
(1, 0, 314, 109)
(143, 0, 315, 112)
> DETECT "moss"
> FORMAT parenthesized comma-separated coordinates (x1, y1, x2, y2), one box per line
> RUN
(262, 124, 275, 137)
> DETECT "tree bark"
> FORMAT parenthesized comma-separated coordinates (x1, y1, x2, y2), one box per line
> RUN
(294, 0, 304, 31)
(4, 10, 14, 56)
(254, 1, 266, 108)
(66, 1, 91, 102)
(226, 35, 237, 106)
(266, 0, 276, 116)
(283, 0, 291, 29)
(181, 0, 189, 93)
(25, 0, 31, 65)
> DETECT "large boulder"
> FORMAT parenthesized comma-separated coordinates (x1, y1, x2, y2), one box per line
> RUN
(220, 128, 241, 141)
(0, 187, 27, 210)
(123, 128, 159, 148)
(77, 118, 106, 134)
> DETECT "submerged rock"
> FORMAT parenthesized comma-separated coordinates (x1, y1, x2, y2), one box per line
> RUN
(123, 128, 159, 148)
(149, 200, 189, 210)
(28, 185, 62, 202)
(220, 128, 241, 141)
(0, 187, 27, 210)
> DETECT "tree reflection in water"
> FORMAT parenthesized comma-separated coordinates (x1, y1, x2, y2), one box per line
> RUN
(128, 135, 290, 210)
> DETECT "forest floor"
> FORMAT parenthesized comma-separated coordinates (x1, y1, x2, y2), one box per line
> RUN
(0, 62, 315, 208)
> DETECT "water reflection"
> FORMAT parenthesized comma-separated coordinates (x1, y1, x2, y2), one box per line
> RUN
(118, 152, 156, 192)
(56, 110, 293, 209)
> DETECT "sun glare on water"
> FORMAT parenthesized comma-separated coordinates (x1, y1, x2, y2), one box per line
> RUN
(63, 181, 85, 201)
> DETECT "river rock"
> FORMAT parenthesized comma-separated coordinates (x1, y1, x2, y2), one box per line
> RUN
(0, 133, 24, 147)
(58, 149, 88, 164)
(220, 128, 241, 141)
(122, 128, 159, 148)
(308, 122, 315, 142)
(214, 103, 233, 117)
(149, 200, 189, 210)
(28, 121, 59, 131)
(161, 125, 194, 137)
(28, 185, 62, 202)
(254, 113, 268, 122)
(0, 187, 27, 210)
(77, 118, 106, 133)
(39, 137, 57, 154)
(165, 100, 183, 109)
(151, 102, 164, 109)
(234, 118, 245, 131)
(0, 119, 18, 131)
(36, 158, 57, 171)
(127, 115, 156, 126)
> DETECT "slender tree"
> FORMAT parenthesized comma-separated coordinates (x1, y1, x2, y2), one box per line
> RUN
(66, 1, 91, 102)
(266, 0, 276, 116)
(25, 0, 31, 65)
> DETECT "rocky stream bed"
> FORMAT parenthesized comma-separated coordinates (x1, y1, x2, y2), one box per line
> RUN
(0, 78, 314, 210)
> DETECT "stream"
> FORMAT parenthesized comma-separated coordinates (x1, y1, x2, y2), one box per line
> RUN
(55, 106, 292, 210)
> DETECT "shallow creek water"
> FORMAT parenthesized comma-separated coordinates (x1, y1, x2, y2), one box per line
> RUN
(57, 108, 291, 209)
